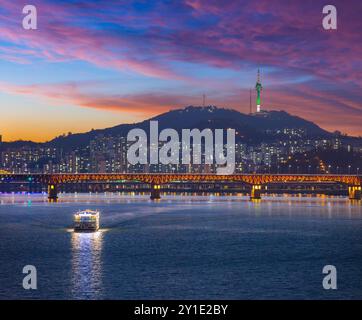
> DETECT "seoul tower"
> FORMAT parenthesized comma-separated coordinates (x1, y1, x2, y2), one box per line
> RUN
(255, 69, 262, 113)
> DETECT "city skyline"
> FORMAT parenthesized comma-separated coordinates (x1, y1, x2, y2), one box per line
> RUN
(2, 105, 361, 177)
(0, 0, 361, 141)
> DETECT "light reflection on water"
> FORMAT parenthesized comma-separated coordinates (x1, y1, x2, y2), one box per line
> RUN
(0, 192, 356, 204)
(70, 230, 105, 299)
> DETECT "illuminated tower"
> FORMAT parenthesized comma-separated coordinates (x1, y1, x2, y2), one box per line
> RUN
(255, 69, 262, 113)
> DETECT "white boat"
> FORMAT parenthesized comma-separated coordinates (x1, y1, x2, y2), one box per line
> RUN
(74, 209, 100, 232)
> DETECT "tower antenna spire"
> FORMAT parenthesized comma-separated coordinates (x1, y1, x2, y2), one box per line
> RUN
(255, 68, 262, 113)
(203, 93, 206, 107)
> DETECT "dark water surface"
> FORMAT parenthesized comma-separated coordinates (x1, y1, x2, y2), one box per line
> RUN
(1, 194, 362, 299)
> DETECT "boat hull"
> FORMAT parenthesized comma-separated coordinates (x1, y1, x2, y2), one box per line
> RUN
(74, 225, 99, 232)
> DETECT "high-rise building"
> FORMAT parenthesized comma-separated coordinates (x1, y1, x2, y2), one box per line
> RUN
(255, 69, 262, 113)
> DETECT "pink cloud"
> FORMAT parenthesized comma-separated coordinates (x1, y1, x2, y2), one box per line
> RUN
(0, 0, 361, 136)
(1, 78, 361, 136)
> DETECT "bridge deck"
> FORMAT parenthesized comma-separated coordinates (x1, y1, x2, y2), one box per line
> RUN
(0, 173, 361, 186)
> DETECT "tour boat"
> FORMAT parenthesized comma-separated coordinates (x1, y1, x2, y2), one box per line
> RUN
(74, 209, 100, 232)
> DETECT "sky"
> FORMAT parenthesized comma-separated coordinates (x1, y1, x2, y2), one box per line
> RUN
(0, 0, 361, 142)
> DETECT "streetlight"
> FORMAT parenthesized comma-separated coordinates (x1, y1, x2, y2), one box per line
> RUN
(348, 165, 351, 174)
(357, 168, 360, 175)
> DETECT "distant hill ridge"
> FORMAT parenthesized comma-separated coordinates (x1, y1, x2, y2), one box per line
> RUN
(1, 106, 332, 151)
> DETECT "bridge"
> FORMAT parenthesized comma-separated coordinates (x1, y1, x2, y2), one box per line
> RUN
(0, 173, 361, 201)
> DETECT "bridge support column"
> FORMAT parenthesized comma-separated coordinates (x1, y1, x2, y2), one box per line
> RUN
(250, 185, 262, 200)
(349, 186, 361, 200)
(150, 184, 161, 200)
(48, 184, 58, 202)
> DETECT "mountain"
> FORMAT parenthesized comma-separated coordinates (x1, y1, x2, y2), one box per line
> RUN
(1, 106, 331, 151)
(149, 105, 329, 136)
(0, 140, 40, 151)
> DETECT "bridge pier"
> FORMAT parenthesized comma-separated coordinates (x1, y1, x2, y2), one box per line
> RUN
(250, 185, 262, 200)
(150, 184, 161, 200)
(48, 184, 58, 202)
(349, 186, 361, 200)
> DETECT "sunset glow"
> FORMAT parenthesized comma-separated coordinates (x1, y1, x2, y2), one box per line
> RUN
(0, 0, 361, 141)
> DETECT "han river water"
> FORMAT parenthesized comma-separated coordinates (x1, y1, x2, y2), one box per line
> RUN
(1, 193, 362, 300)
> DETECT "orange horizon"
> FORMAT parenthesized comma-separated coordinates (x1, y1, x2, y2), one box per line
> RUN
(2, 107, 362, 143)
